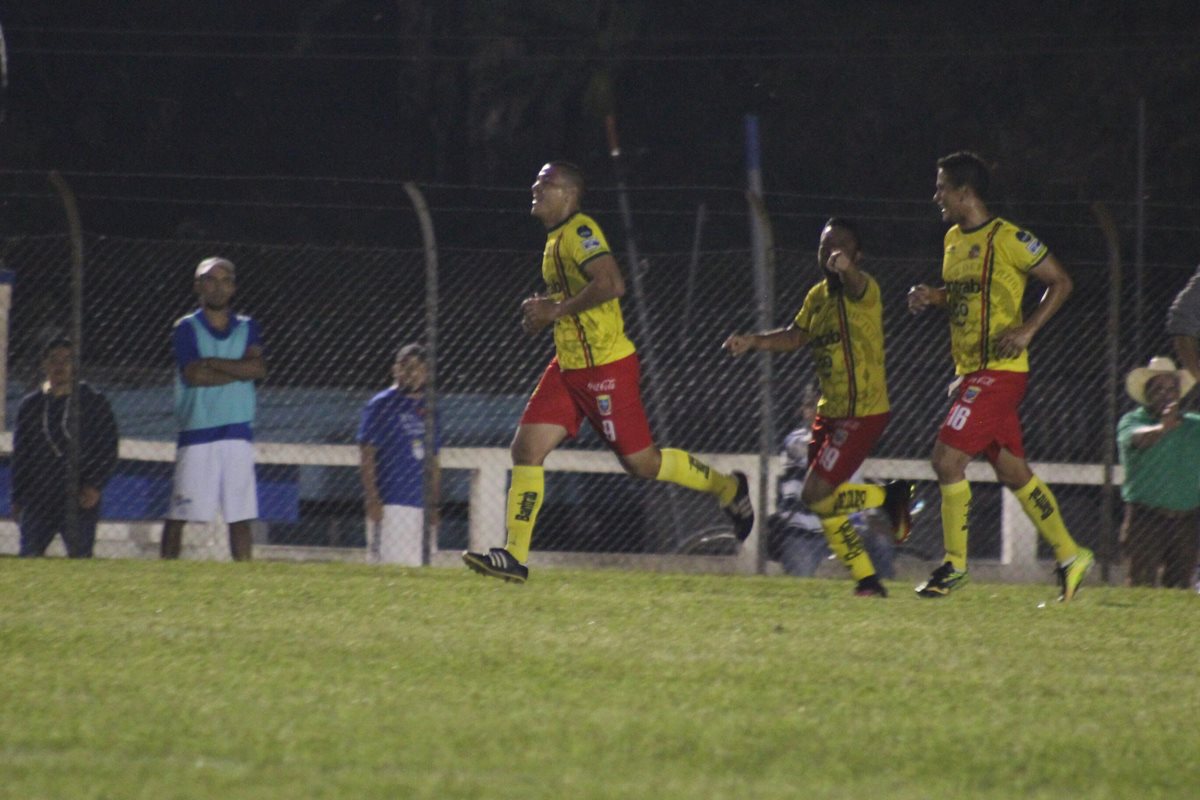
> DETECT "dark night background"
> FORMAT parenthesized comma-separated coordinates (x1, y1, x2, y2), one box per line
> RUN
(2, 0, 1198, 257)
(1, 2, 1198, 553)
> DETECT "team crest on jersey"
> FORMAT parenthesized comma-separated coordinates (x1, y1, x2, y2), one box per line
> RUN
(968, 244, 981, 259)
(963, 386, 982, 404)
(597, 394, 613, 415)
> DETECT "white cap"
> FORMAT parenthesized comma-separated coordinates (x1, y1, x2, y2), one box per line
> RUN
(194, 257, 236, 278)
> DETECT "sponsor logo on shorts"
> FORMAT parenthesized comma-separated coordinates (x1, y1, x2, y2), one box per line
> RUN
(963, 386, 982, 404)
(968, 244, 981, 259)
(577, 225, 593, 238)
(582, 237, 602, 251)
(832, 428, 850, 446)
(597, 394, 612, 416)
(587, 379, 617, 392)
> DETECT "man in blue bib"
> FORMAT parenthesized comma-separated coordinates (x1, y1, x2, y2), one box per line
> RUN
(161, 257, 266, 560)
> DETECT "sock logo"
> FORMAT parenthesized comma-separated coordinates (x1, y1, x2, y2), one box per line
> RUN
(834, 489, 866, 514)
(1028, 487, 1054, 520)
(836, 520, 865, 561)
(515, 491, 539, 522)
(687, 454, 710, 479)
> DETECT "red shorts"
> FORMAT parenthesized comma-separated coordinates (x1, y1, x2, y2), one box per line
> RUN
(519, 355, 654, 456)
(807, 412, 890, 487)
(937, 370, 1028, 462)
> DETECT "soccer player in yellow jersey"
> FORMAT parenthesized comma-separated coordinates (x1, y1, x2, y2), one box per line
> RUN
(724, 218, 915, 597)
(907, 151, 1094, 601)
(462, 161, 753, 583)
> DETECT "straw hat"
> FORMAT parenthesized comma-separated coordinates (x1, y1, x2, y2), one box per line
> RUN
(1125, 356, 1196, 405)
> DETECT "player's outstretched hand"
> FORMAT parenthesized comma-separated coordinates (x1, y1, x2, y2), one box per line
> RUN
(723, 334, 754, 356)
(907, 284, 939, 315)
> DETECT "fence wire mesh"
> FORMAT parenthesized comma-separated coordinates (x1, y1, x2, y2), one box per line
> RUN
(2, 195, 1197, 588)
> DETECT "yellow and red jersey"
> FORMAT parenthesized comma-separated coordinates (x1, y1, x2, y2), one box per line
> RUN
(541, 212, 636, 370)
(942, 217, 1050, 375)
(793, 274, 890, 418)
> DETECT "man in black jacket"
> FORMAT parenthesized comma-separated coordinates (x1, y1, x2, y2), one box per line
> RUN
(12, 337, 119, 557)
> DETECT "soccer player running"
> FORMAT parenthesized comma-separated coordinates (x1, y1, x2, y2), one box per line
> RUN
(462, 161, 753, 583)
(907, 151, 1094, 601)
(723, 218, 914, 597)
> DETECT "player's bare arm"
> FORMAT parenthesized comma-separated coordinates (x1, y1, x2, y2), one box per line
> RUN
(993, 254, 1073, 359)
(906, 284, 948, 314)
(723, 325, 808, 356)
(521, 253, 625, 335)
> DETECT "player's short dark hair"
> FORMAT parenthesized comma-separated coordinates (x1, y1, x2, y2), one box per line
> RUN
(41, 336, 73, 359)
(823, 217, 863, 250)
(937, 151, 991, 200)
(547, 161, 585, 199)
(395, 343, 426, 362)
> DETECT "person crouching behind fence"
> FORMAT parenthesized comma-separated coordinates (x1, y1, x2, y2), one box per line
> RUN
(161, 257, 266, 561)
(12, 336, 118, 557)
(357, 343, 440, 566)
(1117, 356, 1200, 588)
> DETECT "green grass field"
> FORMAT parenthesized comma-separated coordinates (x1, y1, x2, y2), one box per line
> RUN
(1, 559, 1197, 800)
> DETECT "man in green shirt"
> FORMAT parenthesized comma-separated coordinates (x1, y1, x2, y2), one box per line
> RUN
(1117, 356, 1200, 588)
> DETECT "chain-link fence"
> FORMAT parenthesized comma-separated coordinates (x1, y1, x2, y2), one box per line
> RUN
(2, 188, 1197, 588)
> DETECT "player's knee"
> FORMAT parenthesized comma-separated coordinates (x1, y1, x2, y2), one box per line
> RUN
(620, 448, 661, 480)
(930, 454, 964, 484)
(800, 479, 833, 507)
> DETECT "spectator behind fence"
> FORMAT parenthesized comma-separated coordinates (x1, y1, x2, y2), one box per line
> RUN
(357, 343, 440, 566)
(161, 257, 266, 561)
(907, 150, 1094, 602)
(1166, 263, 1200, 388)
(1117, 356, 1200, 588)
(12, 337, 118, 558)
(462, 161, 754, 584)
(769, 392, 895, 580)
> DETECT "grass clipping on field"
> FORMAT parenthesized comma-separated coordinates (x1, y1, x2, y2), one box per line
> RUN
(1, 559, 1197, 800)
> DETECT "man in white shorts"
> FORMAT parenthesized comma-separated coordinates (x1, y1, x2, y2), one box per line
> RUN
(161, 256, 266, 561)
(357, 343, 440, 566)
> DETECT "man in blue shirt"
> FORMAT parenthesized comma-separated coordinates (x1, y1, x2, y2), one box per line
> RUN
(355, 347, 441, 566)
(357, 343, 440, 565)
(161, 257, 266, 561)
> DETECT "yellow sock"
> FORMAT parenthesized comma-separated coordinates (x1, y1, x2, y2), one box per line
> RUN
(1013, 476, 1079, 563)
(807, 493, 877, 580)
(656, 448, 738, 505)
(940, 480, 971, 571)
(504, 465, 544, 563)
